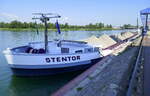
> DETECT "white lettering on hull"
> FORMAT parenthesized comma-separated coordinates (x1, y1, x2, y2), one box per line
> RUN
(45, 56, 80, 63)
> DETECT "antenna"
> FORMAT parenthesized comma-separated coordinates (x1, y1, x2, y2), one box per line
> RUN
(34, 20, 39, 35)
(32, 13, 61, 53)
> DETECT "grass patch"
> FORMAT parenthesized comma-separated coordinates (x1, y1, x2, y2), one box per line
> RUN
(76, 87, 83, 91)
(88, 76, 94, 80)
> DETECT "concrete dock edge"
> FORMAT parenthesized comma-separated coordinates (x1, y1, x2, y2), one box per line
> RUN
(52, 56, 112, 96)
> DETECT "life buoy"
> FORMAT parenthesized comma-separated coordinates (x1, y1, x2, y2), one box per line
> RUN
(38, 48, 45, 53)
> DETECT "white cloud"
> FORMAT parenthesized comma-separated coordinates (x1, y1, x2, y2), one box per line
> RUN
(0, 13, 21, 22)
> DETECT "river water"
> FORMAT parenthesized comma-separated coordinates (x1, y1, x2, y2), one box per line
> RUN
(0, 30, 136, 96)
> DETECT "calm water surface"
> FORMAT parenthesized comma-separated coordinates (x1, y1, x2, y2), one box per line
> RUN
(0, 30, 135, 96)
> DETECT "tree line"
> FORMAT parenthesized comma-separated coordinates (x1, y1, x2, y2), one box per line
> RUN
(0, 20, 113, 29)
(122, 24, 137, 29)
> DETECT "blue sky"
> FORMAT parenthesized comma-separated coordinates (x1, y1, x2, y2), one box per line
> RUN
(0, 0, 150, 26)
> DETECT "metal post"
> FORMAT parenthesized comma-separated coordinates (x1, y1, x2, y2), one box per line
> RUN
(44, 18, 48, 53)
(145, 14, 148, 32)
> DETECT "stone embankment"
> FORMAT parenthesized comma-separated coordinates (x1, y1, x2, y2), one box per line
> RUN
(52, 37, 142, 96)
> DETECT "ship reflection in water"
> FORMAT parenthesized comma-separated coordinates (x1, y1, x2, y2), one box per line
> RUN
(8, 70, 84, 96)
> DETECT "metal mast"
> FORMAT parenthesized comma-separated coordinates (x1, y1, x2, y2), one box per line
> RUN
(32, 13, 61, 53)
(137, 17, 139, 29)
(145, 14, 148, 31)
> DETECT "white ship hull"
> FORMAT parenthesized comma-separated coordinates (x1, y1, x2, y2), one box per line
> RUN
(4, 51, 100, 68)
(4, 49, 101, 76)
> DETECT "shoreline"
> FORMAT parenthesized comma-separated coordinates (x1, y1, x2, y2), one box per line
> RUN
(0, 28, 120, 32)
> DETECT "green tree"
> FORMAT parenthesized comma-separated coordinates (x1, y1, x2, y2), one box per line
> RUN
(9, 21, 22, 28)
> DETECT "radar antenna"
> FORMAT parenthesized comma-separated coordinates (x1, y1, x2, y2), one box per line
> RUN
(32, 13, 61, 53)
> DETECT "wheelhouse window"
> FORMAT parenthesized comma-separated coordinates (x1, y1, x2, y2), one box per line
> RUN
(84, 48, 93, 53)
(75, 50, 83, 53)
(94, 47, 99, 52)
(61, 48, 69, 53)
